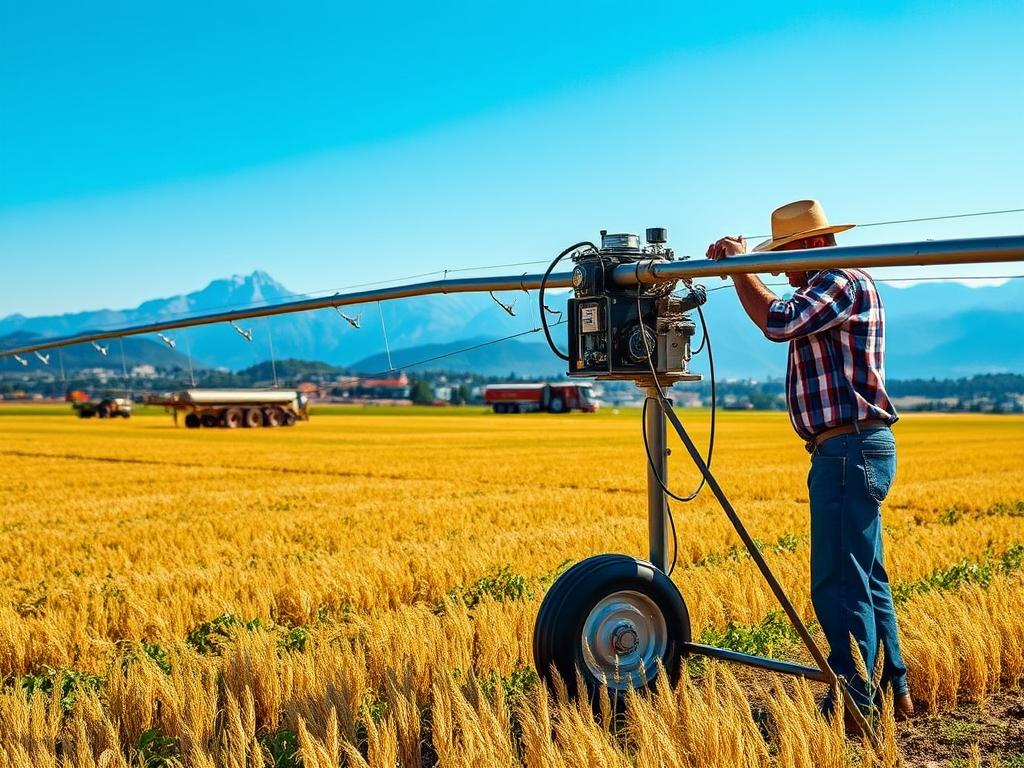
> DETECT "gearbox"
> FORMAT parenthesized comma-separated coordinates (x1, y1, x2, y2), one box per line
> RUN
(566, 229, 705, 382)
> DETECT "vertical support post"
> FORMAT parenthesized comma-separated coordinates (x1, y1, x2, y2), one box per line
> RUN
(643, 384, 670, 573)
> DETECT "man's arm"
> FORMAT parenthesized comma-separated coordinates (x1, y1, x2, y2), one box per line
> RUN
(706, 235, 779, 336)
(731, 273, 778, 336)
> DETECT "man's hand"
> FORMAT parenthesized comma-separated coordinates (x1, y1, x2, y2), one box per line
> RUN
(705, 235, 775, 334)
(706, 235, 746, 261)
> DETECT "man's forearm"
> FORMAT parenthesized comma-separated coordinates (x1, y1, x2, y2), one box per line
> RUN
(732, 274, 778, 335)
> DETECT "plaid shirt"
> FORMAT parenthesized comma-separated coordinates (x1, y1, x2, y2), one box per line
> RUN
(765, 268, 897, 441)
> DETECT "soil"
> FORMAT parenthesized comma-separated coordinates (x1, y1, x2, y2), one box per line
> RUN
(896, 688, 1024, 767)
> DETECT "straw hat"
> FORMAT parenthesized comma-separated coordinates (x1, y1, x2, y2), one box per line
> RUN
(752, 199, 855, 252)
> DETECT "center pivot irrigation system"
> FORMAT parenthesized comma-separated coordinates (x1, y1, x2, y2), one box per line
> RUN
(3, 232, 1023, 746)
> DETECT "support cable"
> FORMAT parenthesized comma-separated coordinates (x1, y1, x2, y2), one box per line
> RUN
(184, 328, 196, 387)
(118, 337, 131, 400)
(523, 278, 538, 331)
(304, 208, 1024, 302)
(743, 207, 1024, 240)
(267, 317, 279, 388)
(378, 302, 394, 372)
(361, 320, 565, 380)
(57, 348, 66, 396)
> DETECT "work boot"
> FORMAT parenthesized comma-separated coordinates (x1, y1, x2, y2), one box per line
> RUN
(894, 692, 915, 721)
(874, 685, 916, 721)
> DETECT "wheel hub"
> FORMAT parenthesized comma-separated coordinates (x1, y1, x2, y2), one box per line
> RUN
(581, 590, 668, 690)
(611, 623, 640, 654)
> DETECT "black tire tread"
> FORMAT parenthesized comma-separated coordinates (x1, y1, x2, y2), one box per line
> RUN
(533, 554, 690, 708)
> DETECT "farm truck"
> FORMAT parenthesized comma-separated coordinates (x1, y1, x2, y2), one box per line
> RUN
(145, 388, 309, 428)
(483, 382, 597, 414)
(72, 397, 133, 419)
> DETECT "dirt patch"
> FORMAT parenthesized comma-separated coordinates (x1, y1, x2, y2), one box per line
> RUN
(898, 688, 1024, 767)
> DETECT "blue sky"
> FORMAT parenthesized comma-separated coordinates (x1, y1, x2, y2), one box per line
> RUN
(1, 0, 1022, 318)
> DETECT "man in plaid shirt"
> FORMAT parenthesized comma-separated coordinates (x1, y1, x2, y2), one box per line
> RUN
(708, 199, 913, 727)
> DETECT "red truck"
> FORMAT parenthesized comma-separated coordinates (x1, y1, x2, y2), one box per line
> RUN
(483, 382, 598, 414)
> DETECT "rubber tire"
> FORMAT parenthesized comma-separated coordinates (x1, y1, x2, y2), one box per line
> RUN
(548, 396, 566, 414)
(494, 403, 506, 414)
(264, 408, 284, 427)
(243, 408, 262, 428)
(533, 554, 690, 711)
(184, 413, 201, 429)
(223, 408, 243, 429)
(284, 411, 297, 426)
(200, 413, 219, 428)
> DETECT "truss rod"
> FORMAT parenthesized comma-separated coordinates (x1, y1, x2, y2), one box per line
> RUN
(2, 235, 1021, 359)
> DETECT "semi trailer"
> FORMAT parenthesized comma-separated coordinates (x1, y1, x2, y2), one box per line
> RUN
(483, 382, 597, 414)
(145, 388, 309, 428)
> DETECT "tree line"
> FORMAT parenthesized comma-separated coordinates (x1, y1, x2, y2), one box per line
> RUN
(1, 361, 1021, 413)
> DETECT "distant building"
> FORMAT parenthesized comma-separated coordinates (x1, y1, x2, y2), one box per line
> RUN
(131, 364, 157, 378)
(356, 372, 411, 400)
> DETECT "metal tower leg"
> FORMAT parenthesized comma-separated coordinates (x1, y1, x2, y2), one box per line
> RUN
(644, 385, 670, 573)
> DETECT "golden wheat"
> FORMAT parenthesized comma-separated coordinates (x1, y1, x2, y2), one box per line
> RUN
(0, 405, 1021, 766)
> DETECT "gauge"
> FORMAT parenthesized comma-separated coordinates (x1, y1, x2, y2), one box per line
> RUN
(628, 325, 656, 363)
(572, 265, 587, 290)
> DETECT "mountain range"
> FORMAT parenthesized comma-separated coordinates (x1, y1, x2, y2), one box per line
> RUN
(1, 271, 1022, 381)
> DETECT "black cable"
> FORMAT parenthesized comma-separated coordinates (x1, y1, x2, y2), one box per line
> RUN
(690, 293, 711, 354)
(637, 289, 717, 499)
(666, 497, 678, 577)
(538, 241, 597, 361)
(634, 282, 718, 575)
(697, 300, 717, 468)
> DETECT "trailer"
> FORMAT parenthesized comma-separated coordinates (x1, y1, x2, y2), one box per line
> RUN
(483, 382, 597, 414)
(145, 388, 310, 428)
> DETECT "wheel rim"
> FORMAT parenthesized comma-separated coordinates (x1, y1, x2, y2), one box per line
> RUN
(581, 590, 668, 690)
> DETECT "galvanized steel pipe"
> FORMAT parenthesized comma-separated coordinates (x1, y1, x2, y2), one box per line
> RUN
(2, 235, 1021, 358)
(614, 234, 1024, 286)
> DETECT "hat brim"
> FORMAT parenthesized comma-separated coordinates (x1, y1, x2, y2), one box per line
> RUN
(752, 223, 856, 253)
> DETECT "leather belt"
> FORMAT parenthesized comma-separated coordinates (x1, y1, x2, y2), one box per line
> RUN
(806, 419, 890, 453)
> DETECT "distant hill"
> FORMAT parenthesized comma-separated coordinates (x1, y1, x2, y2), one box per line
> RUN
(878, 278, 1024, 318)
(2, 271, 1022, 380)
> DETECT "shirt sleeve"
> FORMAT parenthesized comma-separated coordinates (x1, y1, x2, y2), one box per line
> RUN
(765, 269, 857, 341)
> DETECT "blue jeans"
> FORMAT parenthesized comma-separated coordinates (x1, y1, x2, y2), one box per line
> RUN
(809, 426, 909, 712)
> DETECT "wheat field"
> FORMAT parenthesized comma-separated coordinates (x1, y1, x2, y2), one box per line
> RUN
(0, 404, 1022, 767)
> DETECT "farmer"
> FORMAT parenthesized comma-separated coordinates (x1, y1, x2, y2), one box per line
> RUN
(706, 199, 914, 724)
